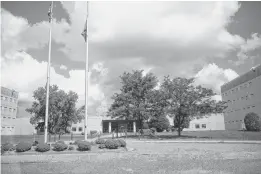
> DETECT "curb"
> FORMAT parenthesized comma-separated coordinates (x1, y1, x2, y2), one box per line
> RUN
(131, 140, 261, 144)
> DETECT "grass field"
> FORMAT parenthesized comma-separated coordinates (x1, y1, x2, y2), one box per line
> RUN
(2, 130, 260, 144)
(2, 142, 261, 174)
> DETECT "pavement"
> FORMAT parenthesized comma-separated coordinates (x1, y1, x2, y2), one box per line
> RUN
(131, 139, 261, 144)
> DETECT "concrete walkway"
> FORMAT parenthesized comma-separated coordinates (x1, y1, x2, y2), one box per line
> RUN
(130, 139, 261, 144)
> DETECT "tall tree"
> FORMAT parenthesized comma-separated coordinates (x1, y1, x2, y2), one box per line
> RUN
(161, 76, 227, 136)
(26, 85, 84, 135)
(108, 70, 158, 130)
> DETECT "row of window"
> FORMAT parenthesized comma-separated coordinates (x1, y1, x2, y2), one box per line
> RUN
(195, 124, 206, 129)
(72, 127, 83, 132)
(2, 116, 16, 119)
(0, 106, 16, 113)
(1, 96, 17, 103)
(226, 94, 254, 104)
(2, 126, 15, 129)
(225, 120, 243, 124)
(222, 81, 252, 96)
(226, 105, 256, 113)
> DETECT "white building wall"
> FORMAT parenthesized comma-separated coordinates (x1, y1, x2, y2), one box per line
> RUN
(71, 116, 103, 134)
(183, 114, 225, 131)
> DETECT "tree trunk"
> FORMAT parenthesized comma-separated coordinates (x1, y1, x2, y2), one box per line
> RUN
(178, 126, 181, 136)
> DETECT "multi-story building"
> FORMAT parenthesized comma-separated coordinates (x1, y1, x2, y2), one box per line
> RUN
(1, 87, 19, 135)
(221, 64, 261, 130)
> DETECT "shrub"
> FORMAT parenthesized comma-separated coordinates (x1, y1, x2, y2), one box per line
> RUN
(95, 138, 106, 144)
(53, 143, 68, 151)
(68, 146, 74, 151)
(149, 116, 170, 132)
(32, 141, 39, 146)
(1, 147, 4, 155)
(105, 139, 118, 149)
(74, 140, 83, 145)
(16, 142, 32, 152)
(99, 144, 106, 149)
(90, 130, 98, 135)
(150, 128, 157, 134)
(117, 139, 126, 147)
(2, 143, 15, 151)
(244, 112, 261, 131)
(35, 143, 50, 152)
(77, 141, 91, 151)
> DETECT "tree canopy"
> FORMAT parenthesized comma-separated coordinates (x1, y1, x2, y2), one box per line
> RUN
(161, 76, 227, 136)
(26, 85, 84, 134)
(108, 70, 158, 129)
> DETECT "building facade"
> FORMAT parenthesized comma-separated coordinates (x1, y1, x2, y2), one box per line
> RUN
(71, 117, 138, 134)
(221, 65, 261, 130)
(183, 114, 225, 131)
(1, 87, 19, 135)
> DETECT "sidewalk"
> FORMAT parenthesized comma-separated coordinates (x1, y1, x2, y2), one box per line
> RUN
(130, 139, 261, 144)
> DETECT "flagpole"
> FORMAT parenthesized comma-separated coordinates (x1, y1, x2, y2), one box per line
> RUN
(84, 1, 89, 141)
(44, 1, 53, 143)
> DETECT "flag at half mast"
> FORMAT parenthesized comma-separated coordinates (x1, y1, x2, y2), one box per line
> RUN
(81, 19, 87, 42)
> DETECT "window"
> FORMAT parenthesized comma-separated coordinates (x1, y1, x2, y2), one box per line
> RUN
(252, 105, 255, 108)
(9, 108, 12, 112)
(202, 124, 206, 128)
(195, 124, 200, 129)
(78, 127, 83, 132)
(72, 127, 76, 132)
(5, 97, 8, 101)
(1, 96, 3, 100)
(9, 98, 12, 102)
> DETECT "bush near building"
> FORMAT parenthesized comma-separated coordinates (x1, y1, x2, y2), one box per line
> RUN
(149, 116, 170, 132)
(77, 141, 91, 151)
(95, 138, 106, 144)
(99, 144, 106, 149)
(2, 143, 15, 151)
(16, 142, 32, 152)
(117, 139, 126, 147)
(35, 143, 50, 152)
(53, 143, 68, 151)
(244, 112, 261, 131)
(104, 139, 119, 149)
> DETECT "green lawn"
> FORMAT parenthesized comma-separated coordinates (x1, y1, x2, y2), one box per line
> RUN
(126, 130, 261, 140)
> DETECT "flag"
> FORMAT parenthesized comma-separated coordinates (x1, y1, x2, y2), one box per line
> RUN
(48, 2, 53, 23)
(81, 19, 87, 42)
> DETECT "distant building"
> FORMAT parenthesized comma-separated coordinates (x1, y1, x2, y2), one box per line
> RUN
(71, 116, 138, 134)
(183, 114, 225, 131)
(1, 87, 19, 135)
(221, 64, 261, 130)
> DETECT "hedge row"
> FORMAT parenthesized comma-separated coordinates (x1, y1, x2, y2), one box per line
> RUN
(1, 139, 127, 154)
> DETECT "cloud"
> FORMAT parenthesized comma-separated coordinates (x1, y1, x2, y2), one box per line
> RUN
(233, 33, 261, 65)
(1, 51, 108, 112)
(194, 63, 239, 94)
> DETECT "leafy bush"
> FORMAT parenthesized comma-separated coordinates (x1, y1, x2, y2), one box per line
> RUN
(95, 138, 106, 144)
(2, 143, 15, 151)
(150, 128, 157, 134)
(117, 139, 126, 147)
(68, 146, 74, 151)
(35, 143, 50, 152)
(77, 141, 91, 151)
(90, 130, 98, 135)
(32, 141, 39, 146)
(53, 143, 68, 151)
(16, 142, 32, 152)
(149, 116, 170, 132)
(99, 144, 106, 149)
(105, 139, 118, 149)
(1, 147, 4, 155)
(244, 112, 261, 131)
(74, 140, 83, 145)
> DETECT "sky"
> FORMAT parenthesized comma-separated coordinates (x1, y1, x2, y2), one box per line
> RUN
(1, 1, 261, 117)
